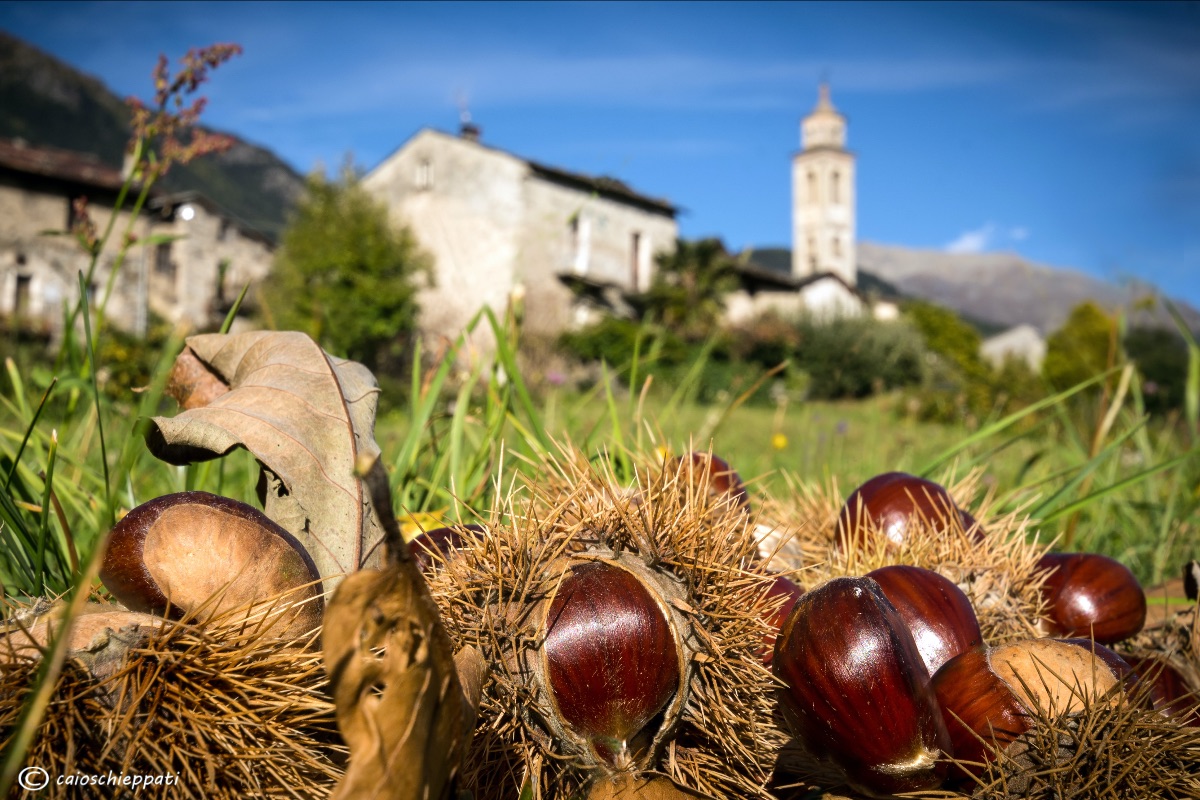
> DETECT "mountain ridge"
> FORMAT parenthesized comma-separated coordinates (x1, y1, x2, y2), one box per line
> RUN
(0, 30, 304, 239)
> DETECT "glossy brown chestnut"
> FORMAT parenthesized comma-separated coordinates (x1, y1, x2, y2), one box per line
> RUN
(773, 576, 951, 797)
(758, 573, 803, 666)
(670, 452, 749, 510)
(867, 565, 983, 675)
(1036, 552, 1147, 644)
(409, 523, 484, 573)
(837, 472, 979, 550)
(541, 559, 685, 768)
(933, 639, 1124, 778)
(1124, 654, 1200, 726)
(100, 491, 323, 637)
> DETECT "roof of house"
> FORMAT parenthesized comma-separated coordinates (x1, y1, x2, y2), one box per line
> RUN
(149, 190, 274, 246)
(382, 127, 679, 217)
(0, 137, 127, 191)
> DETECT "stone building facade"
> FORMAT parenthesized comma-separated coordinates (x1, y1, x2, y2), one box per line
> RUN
(363, 126, 678, 347)
(0, 138, 274, 340)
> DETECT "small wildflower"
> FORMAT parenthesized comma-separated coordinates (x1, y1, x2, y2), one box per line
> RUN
(835, 420, 848, 436)
(655, 445, 672, 463)
(70, 196, 99, 255)
(771, 433, 788, 451)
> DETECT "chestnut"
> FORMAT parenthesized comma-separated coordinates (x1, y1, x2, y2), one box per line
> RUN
(1036, 552, 1146, 644)
(773, 576, 951, 797)
(866, 565, 983, 675)
(1124, 654, 1200, 726)
(837, 472, 978, 551)
(758, 573, 803, 666)
(409, 523, 484, 573)
(100, 491, 323, 638)
(932, 638, 1125, 777)
(669, 452, 749, 510)
(535, 555, 690, 770)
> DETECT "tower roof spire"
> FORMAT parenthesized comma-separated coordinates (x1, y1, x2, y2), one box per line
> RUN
(814, 80, 837, 115)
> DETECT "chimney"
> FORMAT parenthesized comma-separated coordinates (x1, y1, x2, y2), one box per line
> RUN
(460, 121, 481, 142)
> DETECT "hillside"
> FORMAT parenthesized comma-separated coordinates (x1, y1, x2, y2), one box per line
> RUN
(857, 242, 1200, 336)
(0, 30, 303, 239)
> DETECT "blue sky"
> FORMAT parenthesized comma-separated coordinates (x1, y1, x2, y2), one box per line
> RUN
(3, 1, 1198, 306)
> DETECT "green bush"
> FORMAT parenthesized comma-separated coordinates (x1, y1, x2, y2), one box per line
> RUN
(1043, 301, 1114, 392)
(789, 315, 926, 399)
(1124, 326, 1189, 414)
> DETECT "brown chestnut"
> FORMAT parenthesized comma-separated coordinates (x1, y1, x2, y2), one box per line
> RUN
(933, 638, 1124, 777)
(536, 555, 690, 770)
(100, 491, 322, 638)
(670, 452, 749, 510)
(866, 565, 983, 675)
(758, 573, 803, 666)
(1124, 654, 1200, 726)
(409, 523, 484, 573)
(1036, 552, 1147, 644)
(837, 472, 979, 550)
(773, 576, 951, 797)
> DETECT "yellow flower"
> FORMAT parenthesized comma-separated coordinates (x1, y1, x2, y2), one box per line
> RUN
(654, 445, 672, 463)
(771, 433, 788, 451)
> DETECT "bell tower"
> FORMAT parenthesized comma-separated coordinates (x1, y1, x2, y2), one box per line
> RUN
(792, 82, 856, 285)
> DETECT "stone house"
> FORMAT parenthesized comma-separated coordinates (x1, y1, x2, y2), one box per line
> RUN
(981, 324, 1047, 372)
(363, 125, 679, 349)
(0, 137, 274, 340)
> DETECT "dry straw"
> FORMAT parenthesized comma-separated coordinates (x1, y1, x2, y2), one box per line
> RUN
(1, 586, 342, 799)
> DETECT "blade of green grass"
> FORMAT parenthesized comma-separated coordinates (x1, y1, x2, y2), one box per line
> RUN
(1038, 450, 1199, 525)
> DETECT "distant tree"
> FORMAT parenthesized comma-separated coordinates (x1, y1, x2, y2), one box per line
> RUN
(1043, 301, 1115, 391)
(904, 301, 988, 383)
(261, 164, 431, 371)
(633, 238, 740, 341)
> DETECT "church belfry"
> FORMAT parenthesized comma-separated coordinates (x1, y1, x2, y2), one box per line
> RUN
(792, 82, 856, 285)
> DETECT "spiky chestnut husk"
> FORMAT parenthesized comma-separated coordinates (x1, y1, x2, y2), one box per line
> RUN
(409, 523, 485, 573)
(837, 472, 980, 551)
(757, 469, 1051, 647)
(423, 444, 790, 800)
(773, 576, 952, 798)
(0, 591, 342, 799)
(954, 669, 1200, 799)
(1035, 552, 1147, 644)
(867, 564, 983, 675)
(932, 638, 1127, 781)
(668, 452, 750, 511)
(533, 552, 693, 770)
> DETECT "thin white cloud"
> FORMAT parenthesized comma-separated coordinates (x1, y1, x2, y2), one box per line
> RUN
(945, 223, 997, 254)
(1009, 226, 1029, 242)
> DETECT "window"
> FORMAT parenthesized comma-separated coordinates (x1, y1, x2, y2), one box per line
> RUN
(808, 237, 817, 271)
(14, 274, 31, 317)
(416, 159, 432, 190)
(570, 215, 591, 275)
(66, 195, 84, 231)
(630, 232, 642, 291)
(155, 243, 175, 279)
(831, 170, 840, 204)
(217, 218, 231, 242)
(807, 171, 817, 203)
(832, 236, 841, 258)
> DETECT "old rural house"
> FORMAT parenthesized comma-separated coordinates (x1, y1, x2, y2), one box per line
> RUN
(0, 137, 274, 340)
(363, 124, 679, 347)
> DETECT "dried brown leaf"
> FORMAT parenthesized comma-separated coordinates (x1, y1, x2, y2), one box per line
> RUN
(146, 331, 385, 588)
(322, 564, 480, 799)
